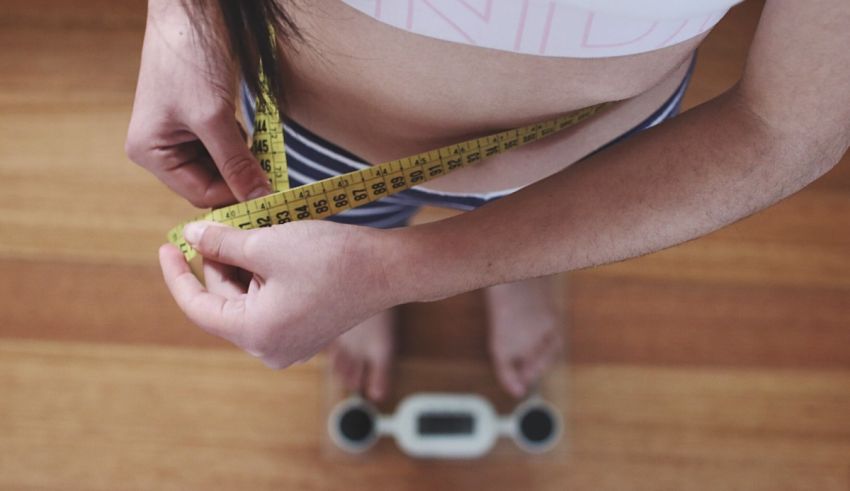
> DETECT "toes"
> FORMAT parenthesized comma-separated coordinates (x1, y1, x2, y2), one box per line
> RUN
(520, 347, 548, 386)
(494, 356, 527, 398)
(333, 349, 390, 400)
(365, 355, 391, 402)
(331, 348, 363, 393)
(519, 355, 547, 390)
(347, 359, 365, 394)
(519, 335, 563, 389)
(328, 309, 398, 399)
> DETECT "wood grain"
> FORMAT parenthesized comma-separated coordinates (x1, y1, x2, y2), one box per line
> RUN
(1, 0, 849, 489)
(1, 340, 848, 491)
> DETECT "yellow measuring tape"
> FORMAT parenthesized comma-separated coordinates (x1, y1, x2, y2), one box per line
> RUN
(167, 86, 613, 261)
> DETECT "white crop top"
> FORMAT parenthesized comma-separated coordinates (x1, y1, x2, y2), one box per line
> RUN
(341, 0, 743, 58)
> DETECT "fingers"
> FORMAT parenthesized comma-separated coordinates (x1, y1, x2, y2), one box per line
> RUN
(127, 132, 237, 208)
(156, 160, 237, 208)
(159, 243, 245, 343)
(183, 221, 258, 270)
(332, 348, 365, 393)
(203, 258, 249, 299)
(195, 114, 271, 201)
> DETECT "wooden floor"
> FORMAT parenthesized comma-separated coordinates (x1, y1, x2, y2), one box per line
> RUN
(1, 1, 849, 490)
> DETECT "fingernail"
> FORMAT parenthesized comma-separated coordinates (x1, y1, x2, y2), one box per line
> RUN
(247, 184, 272, 201)
(183, 222, 206, 245)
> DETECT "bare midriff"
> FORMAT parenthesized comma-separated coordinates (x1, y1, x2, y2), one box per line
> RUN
(278, 0, 706, 194)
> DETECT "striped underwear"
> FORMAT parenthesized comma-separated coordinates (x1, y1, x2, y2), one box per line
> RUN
(242, 55, 695, 229)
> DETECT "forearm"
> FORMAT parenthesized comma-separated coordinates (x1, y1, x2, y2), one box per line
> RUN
(392, 89, 846, 303)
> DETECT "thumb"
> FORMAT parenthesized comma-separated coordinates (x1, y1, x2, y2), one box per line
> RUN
(183, 221, 256, 269)
(196, 114, 271, 201)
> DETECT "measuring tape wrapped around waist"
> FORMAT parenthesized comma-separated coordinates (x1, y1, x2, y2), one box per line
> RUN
(167, 89, 614, 260)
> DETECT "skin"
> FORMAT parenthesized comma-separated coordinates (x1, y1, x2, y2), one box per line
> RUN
(279, 0, 702, 192)
(140, 1, 849, 389)
(279, 4, 691, 400)
(126, 0, 272, 207)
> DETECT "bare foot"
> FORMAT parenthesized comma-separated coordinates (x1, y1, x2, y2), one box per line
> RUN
(485, 275, 565, 398)
(328, 308, 396, 402)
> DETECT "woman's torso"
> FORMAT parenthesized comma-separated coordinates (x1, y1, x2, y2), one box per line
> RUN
(278, 0, 725, 193)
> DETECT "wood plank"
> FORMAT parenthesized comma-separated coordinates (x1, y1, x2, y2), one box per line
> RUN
(3, 256, 848, 369)
(588, 239, 850, 289)
(0, 257, 224, 349)
(1, 340, 848, 491)
(0, 109, 196, 265)
(2, 1, 850, 489)
(570, 276, 850, 367)
(682, 1, 763, 106)
(0, 3, 144, 110)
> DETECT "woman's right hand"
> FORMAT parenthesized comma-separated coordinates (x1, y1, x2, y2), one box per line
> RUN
(125, 0, 271, 208)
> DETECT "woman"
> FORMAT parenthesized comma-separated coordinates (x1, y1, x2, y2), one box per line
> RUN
(126, 0, 850, 401)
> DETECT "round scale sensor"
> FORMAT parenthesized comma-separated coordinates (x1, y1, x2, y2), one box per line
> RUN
(328, 399, 379, 452)
(512, 399, 561, 453)
(328, 393, 561, 459)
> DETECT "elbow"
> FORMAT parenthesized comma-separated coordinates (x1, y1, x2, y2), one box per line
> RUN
(727, 85, 849, 185)
(785, 125, 848, 186)
(773, 123, 848, 187)
(805, 132, 848, 182)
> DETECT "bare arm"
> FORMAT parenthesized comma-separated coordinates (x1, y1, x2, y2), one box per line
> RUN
(158, 0, 850, 369)
(394, 0, 850, 302)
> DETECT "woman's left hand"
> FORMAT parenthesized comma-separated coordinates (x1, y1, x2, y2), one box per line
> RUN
(158, 220, 405, 368)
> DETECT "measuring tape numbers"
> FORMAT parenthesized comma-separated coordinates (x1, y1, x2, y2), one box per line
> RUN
(167, 88, 614, 261)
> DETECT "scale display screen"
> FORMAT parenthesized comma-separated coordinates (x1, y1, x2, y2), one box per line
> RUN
(417, 412, 475, 436)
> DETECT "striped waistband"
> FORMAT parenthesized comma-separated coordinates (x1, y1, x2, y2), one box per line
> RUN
(240, 53, 695, 224)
